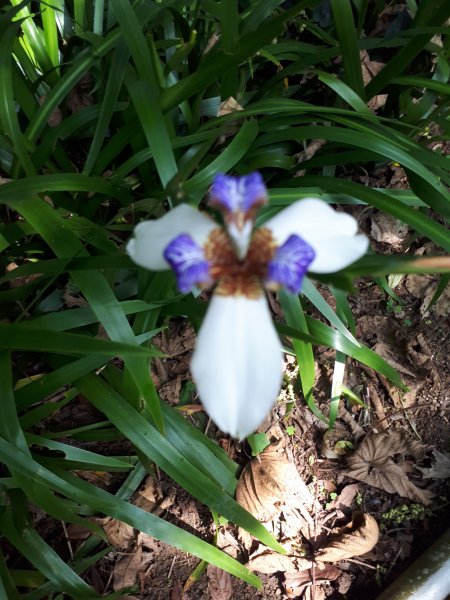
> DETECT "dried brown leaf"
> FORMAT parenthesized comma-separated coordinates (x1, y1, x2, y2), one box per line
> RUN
(236, 442, 289, 521)
(218, 96, 244, 116)
(134, 477, 162, 512)
(246, 551, 299, 574)
(416, 450, 450, 479)
(371, 212, 408, 247)
(329, 483, 360, 511)
(100, 517, 135, 548)
(315, 512, 379, 562)
(284, 565, 340, 598)
(207, 564, 233, 600)
(346, 432, 434, 504)
(39, 95, 62, 127)
(360, 50, 387, 110)
(113, 546, 142, 591)
(67, 73, 94, 113)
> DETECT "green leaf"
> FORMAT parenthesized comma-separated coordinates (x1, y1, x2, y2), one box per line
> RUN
(279, 290, 326, 423)
(0, 437, 262, 588)
(247, 433, 270, 456)
(330, 0, 365, 99)
(76, 373, 284, 553)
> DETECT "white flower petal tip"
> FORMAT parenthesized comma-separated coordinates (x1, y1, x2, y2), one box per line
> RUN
(265, 198, 368, 274)
(190, 294, 283, 440)
(127, 205, 216, 271)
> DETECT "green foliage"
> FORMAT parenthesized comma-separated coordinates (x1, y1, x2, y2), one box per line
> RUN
(0, 0, 449, 596)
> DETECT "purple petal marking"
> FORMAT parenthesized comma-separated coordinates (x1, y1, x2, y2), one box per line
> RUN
(163, 234, 212, 293)
(209, 172, 267, 214)
(266, 235, 316, 294)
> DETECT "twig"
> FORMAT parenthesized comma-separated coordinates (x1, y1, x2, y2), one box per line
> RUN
(366, 381, 388, 429)
(167, 556, 177, 580)
(61, 521, 74, 561)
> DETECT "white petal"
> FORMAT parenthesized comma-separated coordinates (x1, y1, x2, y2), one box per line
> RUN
(265, 198, 368, 273)
(191, 293, 283, 439)
(127, 205, 216, 270)
(304, 233, 368, 273)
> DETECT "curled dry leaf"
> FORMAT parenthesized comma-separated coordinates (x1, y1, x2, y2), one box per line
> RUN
(284, 564, 340, 599)
(371, 212, 409, 247)
(320, 423, 353, 459)
(246, 550, 300, 574)
(346, 431, 434, 504)
(207, 564, 233, 600)
(218, 96, 244, 116)
(416, 450, 450, 480)
(100, 516, 135, 548)
(315, 512, 379, 562)
(113, 545, 143, 591)
(236, 442, 289, 522)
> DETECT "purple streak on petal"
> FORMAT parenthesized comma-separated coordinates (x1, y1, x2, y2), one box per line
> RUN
(241, 172, 268, 212)
(163, 234, 212, 293)
(209, 172, 267, 215)
(266, 235, 316, 294)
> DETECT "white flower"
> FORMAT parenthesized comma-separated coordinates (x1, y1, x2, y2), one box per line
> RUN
(127, 173, 368, 439)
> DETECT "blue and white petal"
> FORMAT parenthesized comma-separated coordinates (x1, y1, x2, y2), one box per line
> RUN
(164, 234, 212, 293)
(209, 172, 267, 214)
(191, 293, 283, 440)
(265, 198, 368, 273)
(266, 234, 316, 293)
(127, 204, 216, 271)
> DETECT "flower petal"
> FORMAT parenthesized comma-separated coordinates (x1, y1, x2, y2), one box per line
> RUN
(164, 234, 212, 293)
(266, 234, 316, 293)
(191, 293, 283, 439)
(265, 198, 368, 273)
(127, 205, 216, 270)
(209, 172, 267, 214)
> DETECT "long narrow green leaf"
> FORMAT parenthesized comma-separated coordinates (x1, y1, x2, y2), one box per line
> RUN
(0, 511, 97, 599)
(0, 322, 158, 357)
(0, 22, 36, 176)
(0, 437, 262, 587)
(330, 0, 365, 99)
(4, 194, 164, 430)
(76, 373, 284, 553)
(279, 290, 326, 422)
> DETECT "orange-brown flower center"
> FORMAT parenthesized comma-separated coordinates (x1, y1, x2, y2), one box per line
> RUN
(204, 227, 275, 299)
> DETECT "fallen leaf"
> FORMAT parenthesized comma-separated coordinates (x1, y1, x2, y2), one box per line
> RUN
(113, 546, 142, 591)
(405, 275, 450, 317)
(284, 565, 340, 598)
(207, 564, 233, 600)
(134, 477, 162, 512)
(360, 50, 387, 111)
(315, 512, 379, 562)
(100, 516, 135, 548)
(67, 72, 94, 113)
(371, 212, 409, 247)
(416, 450, 450, 479)
(236, 442, 289, 521)
(246, 550, 300, 574)
(320, 423, 353, 459)
(346, 431, 434, 504)
(218, 96, 244, 116)
(329, 483, 360, 511)
(39, 95, 62, 127)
